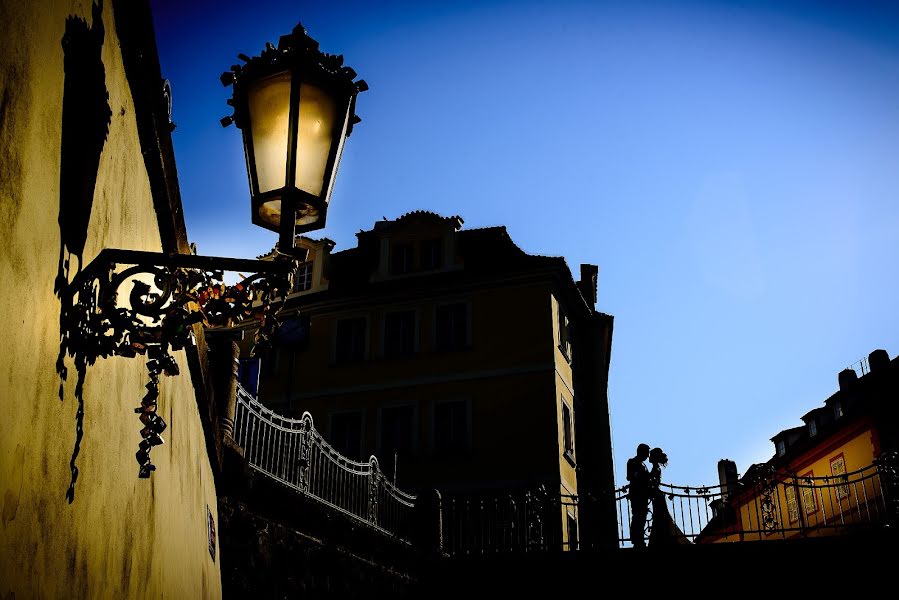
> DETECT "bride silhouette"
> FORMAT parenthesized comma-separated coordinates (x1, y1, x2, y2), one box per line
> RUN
(648, 448, 691, 546)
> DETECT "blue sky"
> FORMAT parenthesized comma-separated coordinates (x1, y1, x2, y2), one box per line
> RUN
(150, 0, 899, 487)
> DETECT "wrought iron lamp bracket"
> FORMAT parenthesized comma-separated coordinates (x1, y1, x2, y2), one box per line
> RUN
(59, 248, 296, 491)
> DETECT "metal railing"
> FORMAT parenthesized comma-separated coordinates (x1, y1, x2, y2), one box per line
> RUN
(441, 488, 583, 555)
(615, 454, 898, 547)
(233, 385, 417, 542)
(848, 356, 870, 378)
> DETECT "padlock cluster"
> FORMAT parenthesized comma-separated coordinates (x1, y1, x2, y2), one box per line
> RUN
(135, 349, 177, 478)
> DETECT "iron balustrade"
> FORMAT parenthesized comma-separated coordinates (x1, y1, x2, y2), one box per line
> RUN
(615, 454, 897, 547)
(231, 380, 898, 553)
(441, 489, 583, 556)
(233, 385, 417, 542)
(847, 355, 870, 378)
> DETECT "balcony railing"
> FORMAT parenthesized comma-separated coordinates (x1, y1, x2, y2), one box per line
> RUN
(615, 453, 898, 547)
(233, 385, 417, 542)
(441, 489, 582, 556)
(848, 355, 871, 378)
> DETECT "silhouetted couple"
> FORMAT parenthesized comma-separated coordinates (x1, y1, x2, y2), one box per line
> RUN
(626, 444, 690, 547)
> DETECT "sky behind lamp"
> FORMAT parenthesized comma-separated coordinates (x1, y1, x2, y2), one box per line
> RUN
(220, 23, 368, 254)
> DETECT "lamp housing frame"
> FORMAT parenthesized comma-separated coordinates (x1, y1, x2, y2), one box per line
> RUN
(222, 23, 367, 254)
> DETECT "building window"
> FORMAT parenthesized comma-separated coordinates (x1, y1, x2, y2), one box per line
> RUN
(380, 406, 415, 479)
(434, 400, 468, 456)
(785, 485, 800, 524)
(293, 261, 313, 292)
(800, 471, 817, 517)
(830, 454, 849, 500)
(808, 420, 817, 437)
(776, 439, 786, 457)
(833, 401, 843, 420)
(435, 303, 468, 351)
(335, 317, 367, 363)
(420, 238, 443, 270)
(558, 305, 572, 361)
(562, 401, 575, 463)
(384, 310, 416, 357)
(390, 242, 413, 275)
(237, 358, 261, 397)
(207, 505, 217, 562)
(329, 412, 363, 460)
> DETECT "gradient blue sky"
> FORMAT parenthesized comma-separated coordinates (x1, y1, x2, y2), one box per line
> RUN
(150, 0, 899, 487)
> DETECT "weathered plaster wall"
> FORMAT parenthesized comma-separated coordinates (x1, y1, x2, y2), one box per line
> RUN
(0, 1, 221, 597)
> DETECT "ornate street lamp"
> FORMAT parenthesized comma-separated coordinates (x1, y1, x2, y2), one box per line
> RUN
(220, 23, 368, 253)
(60, 24, 365, 493)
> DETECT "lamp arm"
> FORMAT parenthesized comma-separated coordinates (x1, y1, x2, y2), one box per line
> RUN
(58, 247, 296, 492)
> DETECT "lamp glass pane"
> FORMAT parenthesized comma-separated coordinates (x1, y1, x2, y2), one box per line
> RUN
(257, 196, 282, 228)
(324, 103, 352, 202)
(248, 72, 291, 194)
(295, 82, 338, 196)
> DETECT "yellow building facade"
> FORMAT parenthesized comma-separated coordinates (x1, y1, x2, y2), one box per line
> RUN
(242, 212, 618, 549)
(1, 1, 222, 596)
(699, 350, 898, 543)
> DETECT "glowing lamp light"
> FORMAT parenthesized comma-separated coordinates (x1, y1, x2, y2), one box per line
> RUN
(221, 23, 367, 251)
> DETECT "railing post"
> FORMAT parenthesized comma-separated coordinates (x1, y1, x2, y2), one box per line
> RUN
(790, 474, 806, 536)
(298, 414, 312, 493)
(413, 489, 444, 555)
(368, 457, 380, 526)
(208, 335, 241, 442)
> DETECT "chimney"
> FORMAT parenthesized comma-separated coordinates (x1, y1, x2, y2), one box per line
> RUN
(577, 264, 598, 307)
(869, 349, 890, 373)
(838, 368, 857, 391)
(718, 459, 738, 498)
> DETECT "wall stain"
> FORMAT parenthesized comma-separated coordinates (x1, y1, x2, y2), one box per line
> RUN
(1, 444, 25, 526)
(0, 64, 25, 232)
(64, 544, 90, 598)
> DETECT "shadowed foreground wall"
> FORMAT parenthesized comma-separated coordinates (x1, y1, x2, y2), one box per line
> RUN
(0, 0, 221, 597)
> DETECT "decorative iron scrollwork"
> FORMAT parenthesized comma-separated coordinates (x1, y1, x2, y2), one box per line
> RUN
(755, 464, 779, 532)
(58, 248, 294, 496)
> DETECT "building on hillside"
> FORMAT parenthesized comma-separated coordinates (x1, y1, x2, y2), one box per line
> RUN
(240, 211, 617, 550)
(0, 1, 228, 596)
(697, 349, 899, 543)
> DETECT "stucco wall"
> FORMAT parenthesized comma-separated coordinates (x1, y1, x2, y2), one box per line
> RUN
(551, 295, 577, 495)
(0, 1, 221, 597)
(730, 425, 881, 542)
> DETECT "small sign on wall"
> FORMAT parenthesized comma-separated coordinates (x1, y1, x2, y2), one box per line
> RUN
(207, 505, 216, 562)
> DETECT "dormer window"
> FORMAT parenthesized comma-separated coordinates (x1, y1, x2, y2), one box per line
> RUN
(390, 242, 413, 275)
(809, 420, 817, 437)
(421, 238, 443, 270)
(776, 439, 786, 457)
(293, 261, 313, 292)
(834, 401, 843, 420)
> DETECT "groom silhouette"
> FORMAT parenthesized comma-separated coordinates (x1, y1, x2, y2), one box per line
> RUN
(626, 443, 651, 548)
